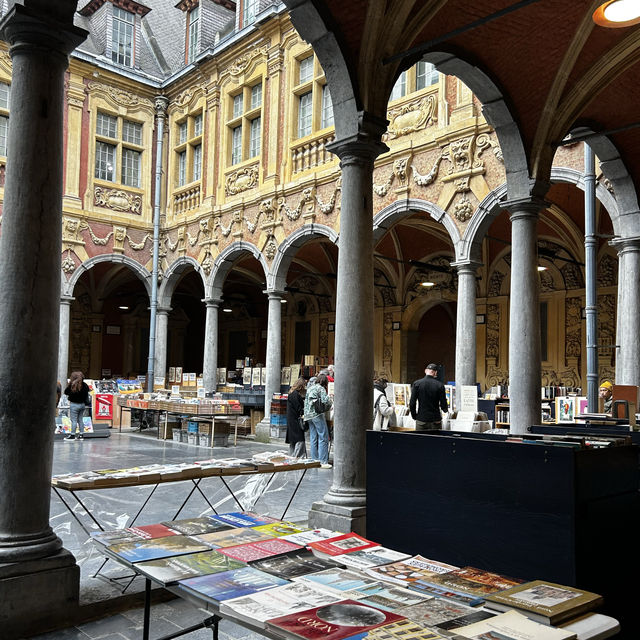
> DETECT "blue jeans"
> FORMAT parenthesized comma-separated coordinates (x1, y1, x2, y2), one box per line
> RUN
(309, 414, 329, 464)
(69, 402, 85, 434)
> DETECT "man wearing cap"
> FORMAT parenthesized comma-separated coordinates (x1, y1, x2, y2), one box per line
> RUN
(409, 363, 449, 430)
(599, 380, 613, 414)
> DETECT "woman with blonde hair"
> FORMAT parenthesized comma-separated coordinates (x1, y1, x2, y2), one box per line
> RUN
(64, 371, 90, 440)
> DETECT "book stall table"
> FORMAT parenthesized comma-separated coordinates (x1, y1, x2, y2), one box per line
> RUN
(93, 511, 620, 640)
(51, 459, 320, 590)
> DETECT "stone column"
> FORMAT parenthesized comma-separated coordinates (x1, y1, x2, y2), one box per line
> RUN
(264, 291, 285, 418)
(154, 306, 171, 386)
(202, 298, 221, 393)
(0, 3, 86, 635)
(612, 237, 640, 385)
(452, 261, 480, 388)
(308, 119, 388, 534)
(505, 199, 544, 434)
(57, 295, 74, 385)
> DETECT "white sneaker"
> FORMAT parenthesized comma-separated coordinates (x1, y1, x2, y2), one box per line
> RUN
(320, 463, 332, 469)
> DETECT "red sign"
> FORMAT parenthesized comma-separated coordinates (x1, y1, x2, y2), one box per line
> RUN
(95, 394, 114, 420)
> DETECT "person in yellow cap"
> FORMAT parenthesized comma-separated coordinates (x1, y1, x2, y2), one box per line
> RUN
(599, 380, 613, 414)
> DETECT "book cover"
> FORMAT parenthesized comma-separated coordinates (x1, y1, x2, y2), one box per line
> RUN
(91, 528, 145, 547)
(209, 511, 276, 527)
(127, 523, 179, 540)
(133, 550, 246, 586)
(280, 529, 343, 546)
(108, 535, 211, 563)
(178, 566, 289, 603)
(250, 549, 343, 580)
(405, 579, 486, 607)
(309, 533, 378, 557)
(252, 521, 311, 538)
(350, 582, 431, 612)
(217, 537, 302, 562)
(338, 546, 411, 571)
(294, 568, 381, 596)
(366, 555, 458, 587)
(266, 599, 406, 640)
(342, 619, 445, 640)
(195, 527, 275, 549)
(484, 579, 603, 625)
(454, 609, 577, 640)
(160, 518, 234, 536)
(220, 581, 341, 628)
(433, 609, 496, 633)
(430, 566, 523, 596)
(397, 599, 480, 626)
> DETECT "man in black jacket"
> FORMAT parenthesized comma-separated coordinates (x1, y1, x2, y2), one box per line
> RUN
(409, 363, 448, 430)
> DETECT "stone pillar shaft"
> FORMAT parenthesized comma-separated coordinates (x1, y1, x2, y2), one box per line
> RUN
(453, 262, 479, 388)
(154, 307, 170, 385)
(202, 299, 221, 393)
(264, 291, 284, 418)
(507, 203, 542, 434)
(613, 237, 640, 385)
(57, 297, 73, 386)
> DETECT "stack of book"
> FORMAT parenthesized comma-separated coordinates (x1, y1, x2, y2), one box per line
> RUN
(91, 511, 607, 640)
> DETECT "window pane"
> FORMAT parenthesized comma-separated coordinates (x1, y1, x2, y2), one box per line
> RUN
(97, 112, 117, 138)
(321, 85, 334, 128)
(390, 71, 407, 100)
(112, 6, 134, 67)
(299, 56, 313, 84)
(233, 94, 243, 119)
(231, 126, 242, 164)
(251, 83, 262, 109)
(298, 92, 312, 137)
(0, 83, 10, 110)
(95, 141, 115, 181)
(123, 120, 142, 145)
(178, 121, 188, 144)
(188, 6, 200, 64)
(243, 0, 257, 27)
(194, 113, 203, 136)
(122, 148, 141, 188)
(0, 115, 7, 156)
(417, 61, 439, 89)
(249, 117, 261, 158)
(192, 144, 202, 181)
(178, 150, 186, 186)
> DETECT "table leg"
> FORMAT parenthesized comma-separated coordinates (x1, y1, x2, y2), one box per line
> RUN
(280, 468, 308, 520)
(218, 476, 246, 511)
(143, 578, 151, 640)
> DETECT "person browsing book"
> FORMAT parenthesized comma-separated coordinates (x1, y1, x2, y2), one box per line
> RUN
(285, 377, 308, 459)
(409, 363, 448, 430)
(303, 373, 332, 468)
(64, 371, 90, 441)
(373, 377, 394, 431)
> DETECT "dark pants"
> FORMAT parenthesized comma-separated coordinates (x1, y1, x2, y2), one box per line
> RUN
(415, 420, 442, 431)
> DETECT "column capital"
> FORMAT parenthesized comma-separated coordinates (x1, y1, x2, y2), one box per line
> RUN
(60, 295, 74, 305)
(500, 196, 547, 221)
(326, 112, 389, 163)
(202, 297, 222, 308)
(0, 3, 87, 57)
(610, 235, 640, 253)
(263, 289, 286, 300)
(450, 259, 482, 274)
(155, 95, 169, 117)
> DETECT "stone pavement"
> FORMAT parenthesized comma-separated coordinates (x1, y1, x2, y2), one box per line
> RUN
(29, 428, 333, 640)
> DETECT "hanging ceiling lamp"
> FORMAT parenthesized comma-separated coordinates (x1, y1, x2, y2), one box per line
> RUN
(593, 0, 640, 27)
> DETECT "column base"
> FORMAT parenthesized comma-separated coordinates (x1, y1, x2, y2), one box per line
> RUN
(255, 418, 272, 443)
(0, 549, 80, 638)
(308, 500, 367, 536)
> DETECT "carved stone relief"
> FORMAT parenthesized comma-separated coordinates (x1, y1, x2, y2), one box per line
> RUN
(598, 293, 617, 365)
(88, 81, 154, 110)
(565, 297, 582, 359)
(386, 95, 436, 139)
(561, 262, 583, 289)
(373, 158, 409, 196)
(228, 45, 268, 77)
(597, 254, 618, 287)
(486, 304, 500, 359)
(94, 186, 142, 215)
(278, 188, 314, 221)
(383, 312, 393, 373)
(488, 271, 505, 297)
(225, 166, 259, 196)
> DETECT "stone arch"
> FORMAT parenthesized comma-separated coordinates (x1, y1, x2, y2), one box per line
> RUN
(269, 224, 338, 292)
(403, 294, 456, 333)
(158, 256, 206, 309)
(207, 241, 269, 300)
(63, 254, 152, 298)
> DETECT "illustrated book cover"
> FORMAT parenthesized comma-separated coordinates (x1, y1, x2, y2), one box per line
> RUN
(219, 581, 341, 628)
(349, 582, 431, 612)
(293, 568, 382, 597)
(454, 609, 577, 640)
(250, 549, 343, 580)
(126, 524, 179, 540)
(209, 511, 278, 528)
(133, 550, 246, 586)
(217, 537, 302, 562)
(338, 546, 411, 571)
(365, 555, 458, 587)
(108, 535, 211, 563)
(178, 566, 289, 603)
(160, 517, 234, 536)
(194, 527, 275, 548)
(483, 579, 603, 625)
(342, 619, 445, 640)
(429, 566, 523, 596)
(266, 599, 406, 640)
(309, 533, 378, 557)
(252, 521, 311, 538)
(90, 528, 145, 547)
(280, 528, 343, 546)
(398, 599, 485, 627)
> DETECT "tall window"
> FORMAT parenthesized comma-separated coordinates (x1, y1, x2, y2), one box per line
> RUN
(174, 110, 204, 187)
(389, 62, 440, 104)
(0, 82, 10, 157)
(187, 6, 200, 64)
(243, 0, 258, 27)
(293, 53, 334, 139)
(389, 71, 407, 101)
(416, 61, 439, 89)
(112, 6, 134, 67)
(226, 80, 263, 165)
(94, 111, 143, 188)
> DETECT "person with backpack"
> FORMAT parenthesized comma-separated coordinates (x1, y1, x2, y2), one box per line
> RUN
(373, 377, 394, 431)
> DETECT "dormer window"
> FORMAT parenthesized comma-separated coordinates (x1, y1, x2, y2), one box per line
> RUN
(112, 6, 135, 66)
(187, 5, 200, 64)
(243, 0, 258, 27)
